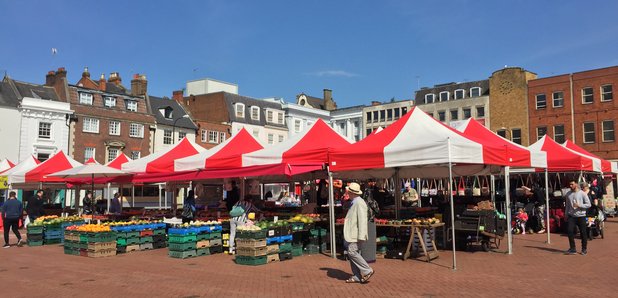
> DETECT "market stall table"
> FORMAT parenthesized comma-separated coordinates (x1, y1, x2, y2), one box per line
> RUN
(375, 222, 444, 262)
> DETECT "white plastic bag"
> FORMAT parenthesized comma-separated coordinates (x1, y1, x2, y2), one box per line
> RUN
(23, 216, 30, 228)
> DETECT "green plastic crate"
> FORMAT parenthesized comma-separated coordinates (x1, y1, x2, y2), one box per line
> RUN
(169, 234, 197, 243)
(237, 230, 267, 239)
(196, 233, 209, 240)
(27, 226, 44, 234)
(117, 238, 127, 246)
(168, 250, 197, 259)
(235, 255, 267, 266)
(28, 240, 44, 246)
(279, 242, 293, 253)
(196, 248, 210, 256)
(44, 238, 62, 245)
(207, 232, 222, 240)
(168, 242, 197, 251)
(140, 236, 153, 244)
(64, 247, 79, 255)
(126, 231, 140, 238)
(126, 237, 140, 245)
(291, 246, 303, 257)
(114, 231, 127, 239)
(153, 229, 166, 236)
(310, 228, 327, 237)
(79, 232, 115, 243)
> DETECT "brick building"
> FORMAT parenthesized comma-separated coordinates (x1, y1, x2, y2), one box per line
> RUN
(528, 65, 618, 160)
(45, 67, 156, 163)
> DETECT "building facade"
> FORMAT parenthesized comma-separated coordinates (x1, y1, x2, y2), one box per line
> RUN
(330, 105, 364, 142)
(415, 80, 489, 130)
(278, 98, 331, 139)
(149, 95, 197, 153)
(489, 67, 537, 145)
(45, 68, 156, 163)
(0, 80, 25, 162)
(363, 100, 414, 137)
(528, 66, 618, 160)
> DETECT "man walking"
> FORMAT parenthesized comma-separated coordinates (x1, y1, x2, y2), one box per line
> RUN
(564, 180, 591, 255)
(26, 190, 45, 222)
(2, 191, 23, 248)
(343, 182, 375, 284)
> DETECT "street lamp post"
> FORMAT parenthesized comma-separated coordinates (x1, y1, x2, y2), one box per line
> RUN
(172, 114, 190, 144)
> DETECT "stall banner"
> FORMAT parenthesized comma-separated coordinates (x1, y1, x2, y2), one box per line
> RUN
(0, 176, 8, 189)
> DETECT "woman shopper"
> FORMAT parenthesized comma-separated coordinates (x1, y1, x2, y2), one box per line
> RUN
(2, 191, 23, 248)
(182, 190, 197, 224)
(228, 195, 260, 254)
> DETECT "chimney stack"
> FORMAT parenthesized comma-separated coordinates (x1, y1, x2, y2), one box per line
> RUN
(55, 67, 67, 80)
(131, 73, 148, 96)
(172, 90, 184, 103)
(45, 70, 56, 86)
(108, 72, 122, 85)
(82, 67, 90, 79)
(323, 88, 337, 111)
(98, 73, 106, 91)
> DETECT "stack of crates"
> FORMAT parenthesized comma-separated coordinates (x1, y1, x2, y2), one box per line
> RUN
(195, 224, 223, 256)
(278, 224, 293, 261)
(79, 232, 116, 258)
(152, 224, 167, 250)
(26, 225, 44, 247)
(304, 228, 328, 255)
(139, 229, 154, 251)
(63, 229, 81, 255)
(43, 223, 64, 245)
(168, 227, 198, 259)
(235, 229, 268, 265)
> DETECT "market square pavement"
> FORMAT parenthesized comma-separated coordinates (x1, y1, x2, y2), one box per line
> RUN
(2, 218, 617, 298)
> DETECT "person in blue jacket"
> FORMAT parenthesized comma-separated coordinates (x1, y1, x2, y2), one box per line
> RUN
(2, 191, 23, 248)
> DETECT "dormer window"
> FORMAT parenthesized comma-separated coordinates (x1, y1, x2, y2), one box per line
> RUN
(266, 110, 274, 123)
(439, 91, 449, 102)
(159, 107, 173, 119)
(126, 100, 138, 112)
(251, 106, 260, 120)
(454, 89, 465, 100)
(235, 103, 245, 118)
(104, 96, 116, 107)
(277, 112, 284, 124)
(470, 87, 481, 97)
(424, 93, 435, 104)
(79, 92, 93, 105)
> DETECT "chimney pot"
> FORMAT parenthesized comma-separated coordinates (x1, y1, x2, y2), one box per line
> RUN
(131, 73, 148, 96)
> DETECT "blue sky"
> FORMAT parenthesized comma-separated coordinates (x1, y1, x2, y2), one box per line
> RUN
(1, 0, 617, 108)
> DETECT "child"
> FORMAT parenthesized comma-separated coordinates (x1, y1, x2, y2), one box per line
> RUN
(515, 207, 529, 234)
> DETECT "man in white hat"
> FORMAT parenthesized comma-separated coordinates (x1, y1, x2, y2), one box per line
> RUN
(343, 182, 375, 283)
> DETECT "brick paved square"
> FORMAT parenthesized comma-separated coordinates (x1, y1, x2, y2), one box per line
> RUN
(1, 218, 616, 297)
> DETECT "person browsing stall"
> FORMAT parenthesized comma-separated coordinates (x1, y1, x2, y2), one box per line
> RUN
(564, 181, 591, 255)
(343, 182, 375, 284)
(228, 196, 260, 254)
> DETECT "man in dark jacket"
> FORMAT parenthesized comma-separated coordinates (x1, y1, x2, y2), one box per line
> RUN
(224, 181, 240, 212)
(2, 191, 23, 248)
(26, 190, 45, 222)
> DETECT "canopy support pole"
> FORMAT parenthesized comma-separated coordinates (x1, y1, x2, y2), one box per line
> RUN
(545, 168, 551, 244)
(131, 184, 135, 207)
(394, 169, 401, 219)
(447, 137, 457, 270)
(107, 183, 111, 213)
(490, 175, 495, 205)
(505, 166, 513, 254)
(159, 183, 163, 210)
(327, 169, 337, 259)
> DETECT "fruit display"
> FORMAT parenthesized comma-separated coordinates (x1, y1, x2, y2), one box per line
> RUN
(289, 214, 315, 224)
(168, 220, 223, 259)
(373, 217, 441, 226)
(74, 224, 111, 233)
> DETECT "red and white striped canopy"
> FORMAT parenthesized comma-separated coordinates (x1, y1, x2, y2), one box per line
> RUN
(562, 140, 617, 174)
(455, 118, 547, 168)
(528, 136, 602, 172)
(175, 128, 263, 171)
(0, 158, 16, 174)
(1, 156, 40, 178)
(9, 151, 82, 184)
(122, 137, 206, 174)
(242, 119, 351, 167)
(330, 108, 499, 176)
(106, 153, 131, 170)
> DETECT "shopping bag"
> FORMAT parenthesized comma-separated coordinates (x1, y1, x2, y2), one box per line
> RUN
(472, 176, 481, 197)
(481, 176, 490, 196)
(457, 177, 465, 196)
(24, 216, 30, 228)
(420, 180, 429, 197)
(428, 180, 438, 196)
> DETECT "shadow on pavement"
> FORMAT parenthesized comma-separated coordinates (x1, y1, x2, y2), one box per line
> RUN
(523, 245, 565, 254)
(319, 267, 350, 281)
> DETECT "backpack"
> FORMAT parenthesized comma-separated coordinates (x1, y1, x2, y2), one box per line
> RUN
(229, 204, 246, 218)
(363, 189, 380, 221)
(182, 204, 195, 219)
